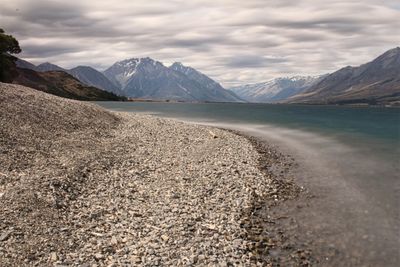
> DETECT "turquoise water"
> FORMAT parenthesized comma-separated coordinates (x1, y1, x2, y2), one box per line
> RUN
(96, 101, 400, 265)
(97, 102, 399, 154)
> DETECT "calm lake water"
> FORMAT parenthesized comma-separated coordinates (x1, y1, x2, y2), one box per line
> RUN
(96, 101, 400, 266)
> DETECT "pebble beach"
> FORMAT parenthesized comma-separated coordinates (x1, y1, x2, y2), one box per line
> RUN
(0, 83, 309, 266)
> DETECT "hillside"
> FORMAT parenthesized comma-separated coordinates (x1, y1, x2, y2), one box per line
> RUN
(288, 47, 400, 105)
(13, 68, 125, 101)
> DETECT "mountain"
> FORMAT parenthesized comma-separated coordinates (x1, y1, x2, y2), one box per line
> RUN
(69, 66, 122, 95)
(287, 47, 400, 105)
(13, 68, 125, 101)
(15, 59, 122, 95)
(16, 58, 38, 71)
(104, 57, 242, 102)
(230, 76, 324, 103)
(170, 62, 242, 102)
(15, 59, 64, 72)
(36, 62, 66, 72)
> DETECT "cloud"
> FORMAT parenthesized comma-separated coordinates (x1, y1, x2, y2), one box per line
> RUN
(225, 55, 287, 68)
(1, 0, 399, 86)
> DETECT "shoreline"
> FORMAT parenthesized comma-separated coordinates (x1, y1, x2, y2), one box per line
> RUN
(0, 83, 313, 266)
(206, 122, 399, 267)
(228, 130, 315, 266)
(3, 84, 398, 266)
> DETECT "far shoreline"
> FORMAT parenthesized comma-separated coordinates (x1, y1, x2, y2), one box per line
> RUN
(105, 99, 400, 108)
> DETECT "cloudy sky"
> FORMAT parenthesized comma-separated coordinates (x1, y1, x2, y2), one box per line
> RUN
(1, 0, 399, 86)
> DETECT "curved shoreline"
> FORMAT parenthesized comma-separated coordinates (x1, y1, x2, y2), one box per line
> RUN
(0, 83, 313, 266)
(207, 123, 399, 267)
(229, 130, 315, 266)
(3, 84, 398, 266)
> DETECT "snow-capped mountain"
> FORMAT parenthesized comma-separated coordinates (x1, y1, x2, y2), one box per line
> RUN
(103, 58, 242, 102)
(230, 76, 325, 103)
(103, 58, 162, 89)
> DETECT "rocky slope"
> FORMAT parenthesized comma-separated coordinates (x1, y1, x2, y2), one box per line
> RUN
(288, 47, 400, 105)
(13, 68, 125, 101)
(104, 58, 242, 102)
(230, 76, 324, 103)
(0, 83, 308, 266)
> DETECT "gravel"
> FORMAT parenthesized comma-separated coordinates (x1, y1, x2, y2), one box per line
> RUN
(0, 83, 311, 266)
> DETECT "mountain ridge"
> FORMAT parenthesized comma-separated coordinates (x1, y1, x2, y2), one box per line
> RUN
(230, 75, 325, 103)
(15, 47, 400, 104)
(103, 58, 242, 102)
(287, 47, 400, 105)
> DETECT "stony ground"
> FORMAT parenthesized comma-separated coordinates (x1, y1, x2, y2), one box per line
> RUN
(0, 83, 308, 266)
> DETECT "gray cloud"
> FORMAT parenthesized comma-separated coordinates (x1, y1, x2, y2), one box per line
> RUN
(0, 0, 399, 86)
(225, 55, 287, 68)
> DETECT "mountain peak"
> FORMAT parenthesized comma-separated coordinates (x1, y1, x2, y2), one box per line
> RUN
(380, 46, 400, 58)
(36, 62, 65, 72)
(116, 58, 140, 67)
(171, 62, 184, 67)
(72, 65, 95, 70)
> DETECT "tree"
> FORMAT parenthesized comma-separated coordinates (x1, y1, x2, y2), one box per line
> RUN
(0, 29, 21, 82)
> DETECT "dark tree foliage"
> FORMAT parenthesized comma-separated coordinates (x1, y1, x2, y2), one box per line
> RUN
(0, 28, 22, 82)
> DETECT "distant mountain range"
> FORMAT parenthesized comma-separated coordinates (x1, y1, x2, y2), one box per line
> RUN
(17, 58, 243, 102)
(230, 76, 326, 103)
(15, 47, 400, 105)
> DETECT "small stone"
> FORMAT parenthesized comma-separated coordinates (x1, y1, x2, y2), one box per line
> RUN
(130, 256, 141, 263)
(50, 252, 57, 262)
(111, 236, 118, 245)
(0, 230, 12, 242)
(198, 254, 205, 262)
(94, 253, 104, 260)
(91, 232, 104, 237)
(161, 234, 169, 242)
(232, 239, 242, 248)
(190, 255, 198, 263)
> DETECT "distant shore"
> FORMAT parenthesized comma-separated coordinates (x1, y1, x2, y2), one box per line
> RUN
(125, 97, 400, 107)
(0, 83, 313, 266)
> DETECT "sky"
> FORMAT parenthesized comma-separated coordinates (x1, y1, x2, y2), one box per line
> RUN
(1, 0, 399, 87)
